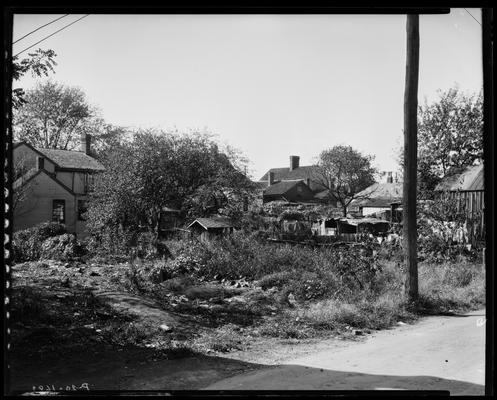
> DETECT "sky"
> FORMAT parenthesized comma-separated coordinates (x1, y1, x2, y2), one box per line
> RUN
(12, 10, 483, 180)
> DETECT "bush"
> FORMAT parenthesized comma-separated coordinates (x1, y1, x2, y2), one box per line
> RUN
(12, 222, 67, 262)
(161, 233, 381, 302)
(39, 233, 85, 260)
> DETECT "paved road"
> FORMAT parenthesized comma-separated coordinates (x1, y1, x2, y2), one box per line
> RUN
(204, 309, 486, 395)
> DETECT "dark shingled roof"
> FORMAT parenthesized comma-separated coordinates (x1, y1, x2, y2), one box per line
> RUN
(259, 165, 319, 182)
(435, 164, 484, 191)
(37, 148, 105, 171)
(188, 217, 233, 230)
(263, 181, 302, 196)
(313, 190, 331, 200)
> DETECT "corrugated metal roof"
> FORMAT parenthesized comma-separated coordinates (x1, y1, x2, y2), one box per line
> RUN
(435, 164, 484, 191)
(188, 217, 233, 230)
(37, 148, 105, 171)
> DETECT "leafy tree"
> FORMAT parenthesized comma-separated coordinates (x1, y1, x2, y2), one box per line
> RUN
(12, 49, 57, 109)
(416, 87, 483, 193)
(312, 145, 377, 216)
(13, 80, 103, 150)
(86, 129, 256, 241)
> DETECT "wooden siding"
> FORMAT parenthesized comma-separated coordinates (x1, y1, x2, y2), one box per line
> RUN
(14, 172, 77, 233)
(441, 190, 485, 244)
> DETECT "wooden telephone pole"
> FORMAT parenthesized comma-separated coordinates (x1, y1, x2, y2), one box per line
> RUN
(403, 14, 420, 302)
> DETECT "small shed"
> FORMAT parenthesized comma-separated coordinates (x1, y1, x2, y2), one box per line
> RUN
(434, 164, 484, 215)
(187, 217, 234, 242)
(434, 163, 485, 244)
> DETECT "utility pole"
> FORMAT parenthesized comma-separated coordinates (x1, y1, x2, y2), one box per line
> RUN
(403, 14, 420, 303)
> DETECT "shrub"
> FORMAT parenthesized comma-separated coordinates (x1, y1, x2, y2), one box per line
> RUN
(39, 233, 85, 260)
(12, 222, 67, 262)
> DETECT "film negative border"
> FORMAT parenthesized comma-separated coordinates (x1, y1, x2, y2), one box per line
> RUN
(3, 8, 14, 396)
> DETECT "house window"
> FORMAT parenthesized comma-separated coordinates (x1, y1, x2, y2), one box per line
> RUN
(84, 173, 95, 192)
(52, 200, 65, 224)
(78, 200, 88, 221)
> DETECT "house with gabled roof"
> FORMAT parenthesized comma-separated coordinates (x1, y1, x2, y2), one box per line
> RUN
(258, 155, 333, 205)
(348, 172, 403, 217)
(13, 134, 105, 237)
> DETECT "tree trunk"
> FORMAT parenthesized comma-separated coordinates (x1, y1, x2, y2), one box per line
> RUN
(403, 14, 420, 303)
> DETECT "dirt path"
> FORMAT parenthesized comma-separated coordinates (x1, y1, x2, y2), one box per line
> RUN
(94, 290, 179, 328)
(203, 309, 486, 395)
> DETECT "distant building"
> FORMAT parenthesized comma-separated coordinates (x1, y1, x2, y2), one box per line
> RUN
(258, 155, 333, 205)
(13, 134, 104, 237)
(187, 217, 234, 242)
(348, 171, 403, 218)
(262, 180, 315, 204)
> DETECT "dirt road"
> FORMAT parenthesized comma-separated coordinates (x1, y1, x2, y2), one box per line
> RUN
(203, 309, 486, 395)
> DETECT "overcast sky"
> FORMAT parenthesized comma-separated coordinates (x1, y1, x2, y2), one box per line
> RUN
(12, 10, 483, 180)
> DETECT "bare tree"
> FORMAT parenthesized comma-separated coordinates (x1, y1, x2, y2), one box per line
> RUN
(13, 80, 101, 150)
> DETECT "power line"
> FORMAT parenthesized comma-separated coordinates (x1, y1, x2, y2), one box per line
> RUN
(14, 14, 90, 57)
(13, 14, 70, 44)
(464, 8, 481, 26)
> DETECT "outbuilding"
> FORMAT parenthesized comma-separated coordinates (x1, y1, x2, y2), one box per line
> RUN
(187, 217, 234, 242)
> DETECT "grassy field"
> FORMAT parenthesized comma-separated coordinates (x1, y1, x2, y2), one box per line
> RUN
(10, 234, 485, 372)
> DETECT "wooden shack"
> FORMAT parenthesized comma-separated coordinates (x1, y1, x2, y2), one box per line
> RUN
(187, 217, 234, 242)
(434, 163, 485, 244)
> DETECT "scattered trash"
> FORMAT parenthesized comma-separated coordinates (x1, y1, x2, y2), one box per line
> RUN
(159, 324, 173, 332)
(287, 293, 297, 307)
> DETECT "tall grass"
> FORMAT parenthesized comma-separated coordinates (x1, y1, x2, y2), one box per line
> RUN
(159, 234, 485, 334)
(418, 262, 485, 313)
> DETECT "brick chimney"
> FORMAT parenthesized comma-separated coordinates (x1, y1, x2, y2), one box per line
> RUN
(80, 133, 92, 155)
(386, 171, 393, 183)
(268, 171, 275, 185)
(289, 155, 300, 171)
(37, 156, 44, 170)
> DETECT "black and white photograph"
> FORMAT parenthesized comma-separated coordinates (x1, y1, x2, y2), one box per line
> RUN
(3, 7, 493, 396)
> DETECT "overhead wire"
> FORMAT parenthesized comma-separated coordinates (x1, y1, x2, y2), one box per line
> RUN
(463, 8, 482, 26)
(14, 14, 90, 57)
(13, 14, 70, 44)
